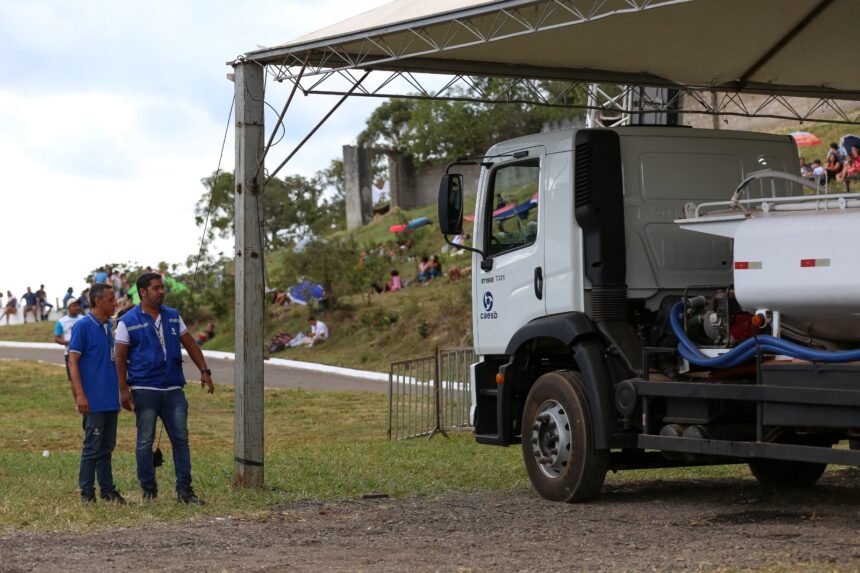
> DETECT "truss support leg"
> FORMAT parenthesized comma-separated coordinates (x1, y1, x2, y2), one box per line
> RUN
(233, 61, 265, 487)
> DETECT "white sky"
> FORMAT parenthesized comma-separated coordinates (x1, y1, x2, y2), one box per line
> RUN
(0, 0, 390, 309)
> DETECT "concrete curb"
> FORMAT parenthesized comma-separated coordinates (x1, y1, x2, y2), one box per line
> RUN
(0, 341, 389, 383)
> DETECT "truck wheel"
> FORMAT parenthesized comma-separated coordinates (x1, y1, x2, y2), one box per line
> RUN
(522, 370, 608, 502)
(748, 458, 827, 488)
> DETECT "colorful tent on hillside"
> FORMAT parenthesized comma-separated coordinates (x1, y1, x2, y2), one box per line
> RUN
(287, 280, 326, 305)
(388, 216, 433, 233)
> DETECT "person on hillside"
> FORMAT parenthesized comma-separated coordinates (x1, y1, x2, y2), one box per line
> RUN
(295, 316, 329, 347)
(36, 284, 52, 320)
(811, 159, 827, 186)
(370, 269, 403, 294)
(21, 287, 39, 323)
(55, 298, 84, 382)
(428, 255, 443, 280)
(836, 146, 860, 184)
(109, 269, 122, 294)
(68, 283, 128, 505)
(416, 256, 431, 283)
(63, 287, 75, 310)
(1, 291, 17, 325)
(196, 322, 216, 346)
(450, 233, 471, 255)
(384, 270, 403, 292)
(115, 272, 214, 505)
(78, 288, 91, 315)
(825, 142, 844, 181)
(94, 267, 108, 285)
(799, 156, 812, 177)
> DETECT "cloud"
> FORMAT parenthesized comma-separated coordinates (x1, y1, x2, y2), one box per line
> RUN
(0, 0, 393, 302)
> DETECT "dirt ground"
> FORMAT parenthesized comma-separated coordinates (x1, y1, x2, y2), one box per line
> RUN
(2, 469, 860, 573)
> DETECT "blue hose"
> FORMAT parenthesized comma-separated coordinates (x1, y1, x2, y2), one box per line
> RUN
(669, 301, 860, 368)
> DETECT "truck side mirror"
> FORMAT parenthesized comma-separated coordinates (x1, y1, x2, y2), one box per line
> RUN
(438, 174, 464, 236)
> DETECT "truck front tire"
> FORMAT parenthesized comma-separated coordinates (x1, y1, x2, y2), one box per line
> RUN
(521, 370, 608, 502)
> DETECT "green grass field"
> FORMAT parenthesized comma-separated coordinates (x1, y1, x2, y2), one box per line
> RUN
(0, 321, 54, 343)
(0, 359, 528, 533)
(0, 359, 756, 534)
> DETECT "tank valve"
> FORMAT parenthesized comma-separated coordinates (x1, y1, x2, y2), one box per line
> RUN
(752, 309, 771, 329)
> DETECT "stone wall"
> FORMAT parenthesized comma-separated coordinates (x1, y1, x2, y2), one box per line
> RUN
(344, 145, 373, 229)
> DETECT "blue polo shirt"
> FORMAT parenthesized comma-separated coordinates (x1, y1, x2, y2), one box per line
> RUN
(69, 314, 120, 413)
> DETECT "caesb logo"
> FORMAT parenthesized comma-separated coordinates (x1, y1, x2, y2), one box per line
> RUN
(480, 291, 497, 320)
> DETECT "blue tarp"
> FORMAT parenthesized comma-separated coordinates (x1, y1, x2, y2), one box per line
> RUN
(288, 280, 326, 305)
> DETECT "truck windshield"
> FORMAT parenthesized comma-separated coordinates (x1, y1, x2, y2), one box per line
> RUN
(485, 160, 540, 257)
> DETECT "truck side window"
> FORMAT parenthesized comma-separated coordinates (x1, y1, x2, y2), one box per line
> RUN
(485, 160, 540, 257)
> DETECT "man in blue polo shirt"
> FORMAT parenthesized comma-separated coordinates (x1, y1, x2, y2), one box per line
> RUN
(68, 283, 130, 505)
(116, 272, 214, 505)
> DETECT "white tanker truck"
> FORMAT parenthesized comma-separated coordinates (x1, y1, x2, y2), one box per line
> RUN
(438, 126, 860, 502)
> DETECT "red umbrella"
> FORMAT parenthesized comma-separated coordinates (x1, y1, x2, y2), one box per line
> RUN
(790, 131, 822, 147)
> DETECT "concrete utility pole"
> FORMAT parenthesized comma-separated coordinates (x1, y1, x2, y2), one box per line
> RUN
(233, 61, 265, 487)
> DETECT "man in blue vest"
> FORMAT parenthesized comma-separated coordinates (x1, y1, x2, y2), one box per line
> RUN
(68, 283, 128, 505)
(115, 272, 214, 505)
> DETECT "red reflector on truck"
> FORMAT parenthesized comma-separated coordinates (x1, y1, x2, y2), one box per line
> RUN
(734, 261, 762, 270)
(800, 258, 830, 268)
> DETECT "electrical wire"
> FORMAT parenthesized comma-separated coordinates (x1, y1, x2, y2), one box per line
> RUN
(185, 97, 235, 311)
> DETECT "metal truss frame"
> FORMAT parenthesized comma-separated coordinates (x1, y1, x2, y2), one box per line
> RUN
(265, 68, 860, 126)
(251, 0, 694, 83)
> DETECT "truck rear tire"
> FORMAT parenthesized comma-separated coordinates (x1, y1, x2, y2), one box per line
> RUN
(522, 370, 608, 502)
(748, 458, 827, 488)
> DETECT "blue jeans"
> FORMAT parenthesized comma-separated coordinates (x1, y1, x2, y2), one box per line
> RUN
(79, 411, 118, 495)
(132, 388, 192, 490)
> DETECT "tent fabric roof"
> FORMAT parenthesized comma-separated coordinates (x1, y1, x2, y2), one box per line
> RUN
(247, 0, 860, 101)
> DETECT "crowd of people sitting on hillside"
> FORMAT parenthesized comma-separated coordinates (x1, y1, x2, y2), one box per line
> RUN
(799, 135, 860, 187)
(3, 265, 217, 351)
(2, 285, 56, 325)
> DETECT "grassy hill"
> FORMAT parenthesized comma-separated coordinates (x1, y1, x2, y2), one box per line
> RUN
(203, 199, 479, 373)
(4, 120, 856, 374)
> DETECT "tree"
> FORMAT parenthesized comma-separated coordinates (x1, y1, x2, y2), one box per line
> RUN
(195, 169, 346, 249)
(358, 81, 586, 165)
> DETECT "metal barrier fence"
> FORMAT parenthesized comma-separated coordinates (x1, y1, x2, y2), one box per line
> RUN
(388, 347, 475, 440)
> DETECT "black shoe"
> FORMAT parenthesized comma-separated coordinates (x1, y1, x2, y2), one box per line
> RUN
(177, 487, 205, 505)
(141, 486, 158, 501)
(101, 489, 127, 505)
(81, 491, 96, 505)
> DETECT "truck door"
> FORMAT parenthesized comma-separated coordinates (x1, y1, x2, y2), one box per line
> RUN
(474, 149, 546, 354)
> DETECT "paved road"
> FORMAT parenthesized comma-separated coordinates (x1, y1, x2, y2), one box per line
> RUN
(0, 346, 388, 393)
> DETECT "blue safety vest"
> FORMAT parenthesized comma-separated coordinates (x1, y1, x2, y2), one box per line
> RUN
(119, 305, 186, 389)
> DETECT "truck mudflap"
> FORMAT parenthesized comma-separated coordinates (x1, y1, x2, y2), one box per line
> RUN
(569, 338, 617, 450)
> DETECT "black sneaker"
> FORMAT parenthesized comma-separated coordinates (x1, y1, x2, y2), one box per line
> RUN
(177, 487, 205, 505)
(101, 489, 127, 505)
(81, 491, 96, 505)
(141, 485, 158, 501)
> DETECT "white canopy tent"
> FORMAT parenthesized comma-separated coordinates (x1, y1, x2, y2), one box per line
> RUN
(246, 0, 860, 123)
(230, 0, 859, 486)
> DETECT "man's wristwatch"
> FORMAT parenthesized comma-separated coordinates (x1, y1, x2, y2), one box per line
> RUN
(201, 368, 212, 376)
